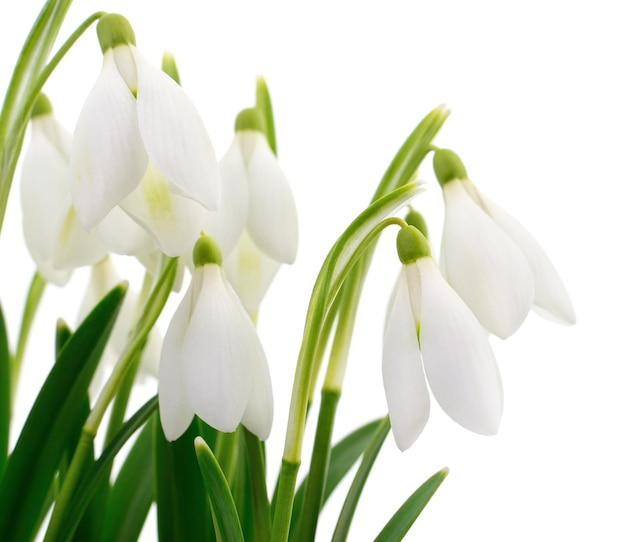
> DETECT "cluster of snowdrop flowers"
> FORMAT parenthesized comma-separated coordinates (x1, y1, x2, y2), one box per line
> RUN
(19, 13, 297, 443)
(382, 149, 574, 450)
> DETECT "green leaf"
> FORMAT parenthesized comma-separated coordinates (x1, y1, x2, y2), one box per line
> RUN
(155, 416, 216, 542)
(0, 303, 10, 479)
(102, 418, 154, 542)
(373, 468, 449, 542)
(332, 417, 391, 542)
(194, 436, 245, 542)
(290, 417, 382, 541)
(243, 430, 271, 542)
(0, 284, 126, 542)
(372, 104, 449, 201)
(255, 75, 277, 155)
(53, 396, 157, 542)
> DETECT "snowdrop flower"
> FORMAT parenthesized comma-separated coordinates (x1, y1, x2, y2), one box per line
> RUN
(70, 14, 219, 232)
(383, 225, 503, 451)
(20, 94, 107, 285)
(159, 233, 273, 441)
(209, 108, 297, 263)
(434, 149, 575, 339)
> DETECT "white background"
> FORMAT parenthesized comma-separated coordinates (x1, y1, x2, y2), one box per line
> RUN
(1, 1, 625, 540)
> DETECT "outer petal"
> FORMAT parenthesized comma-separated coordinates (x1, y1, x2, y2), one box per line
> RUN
(417, 258, 503, 435)
(239, 303, 274, 439)
(245, 134, 298, 264)
(21, 119, 73, 284)
(441, 179, 534, 339)
(97, 206, 157, 256)
(53, 203, 107, 269)
(382, 267, 430, 451)
(133, 48, 220, 210)
(223, 230, 281, 316)
(202, 138, 250, 257)
(71, 49, 148, 228)
(159, 282, 196, 440)
(481, 195, 576, 325)
(119, 162, 206, 256)
(181, 265, 254, 433)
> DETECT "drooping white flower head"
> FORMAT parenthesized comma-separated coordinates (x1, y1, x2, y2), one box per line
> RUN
(158, 233, 273, 441)
(383, 225, 503, 451)
(215, 108, 298, 263)
(435, 149, 575, 339)
(70, 14, 220, 232)
(20, 94, 107, 285)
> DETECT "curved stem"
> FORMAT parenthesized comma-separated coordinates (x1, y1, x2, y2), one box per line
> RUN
(11, 272, 45, 396)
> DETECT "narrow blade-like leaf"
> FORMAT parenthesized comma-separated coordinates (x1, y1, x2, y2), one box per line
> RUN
(0, 284, 126, 542)
(0, 304, 10, 479)
(194, 436, 244, 542)
(155, 416, 216, 542)
(102, 419, 154, 542)
(373, 468, 448, 542)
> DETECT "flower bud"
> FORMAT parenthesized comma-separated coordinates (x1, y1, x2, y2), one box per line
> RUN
(235, 108, 266, 134)
(97, 13, 136, 53)
(193, 233, 222, 267)
(404, 208, 429, 240)
(433, 148, 468, 187)
(31, 93, 52, 119)
(396, 225, 430, 264)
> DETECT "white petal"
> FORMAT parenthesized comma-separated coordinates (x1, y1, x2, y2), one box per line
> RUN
(21, 119, 73, 284)
(120, 162, 206, 256)
(246, 134, 298, 264)
(382, 267, 430, 451)
(71, 49, 148, 227)
(441, 179, 534, 338)
(240, 320, 273, 440)
(97, 206, 157, 256)
(53, 203, 108, 269)
(223, 230, 281, 315)
(133, 48, 220, 210)
(481, 196, 576, 325)
(417, 258, 503, 435)
(181, 265, 254, 433)
(159, 283, 196, 441)
(203, 138, 250, 257)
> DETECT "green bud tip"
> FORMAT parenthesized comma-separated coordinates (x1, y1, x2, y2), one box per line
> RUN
(97, 14, 136, 53)
(235, 108, 266, 134)
(162, 51, 181, 85)
(433, 148, 468, 187)
(32, 93, 53, 118)
(193, 233, 222, 267)
(396, 225, 430, 264)
(404, 208, 429, 240)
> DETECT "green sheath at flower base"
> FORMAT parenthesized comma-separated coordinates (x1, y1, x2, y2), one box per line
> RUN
(193, 233, 222, 267)
(396, 225, 430, 264)
(235, 108, 266, 134)
(433, 148, 468, 187)
(162, 51, 181, 85)
(31, 94, 52, 119)
(404, 208, 429, 240)
(96, 14, 136, 53)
